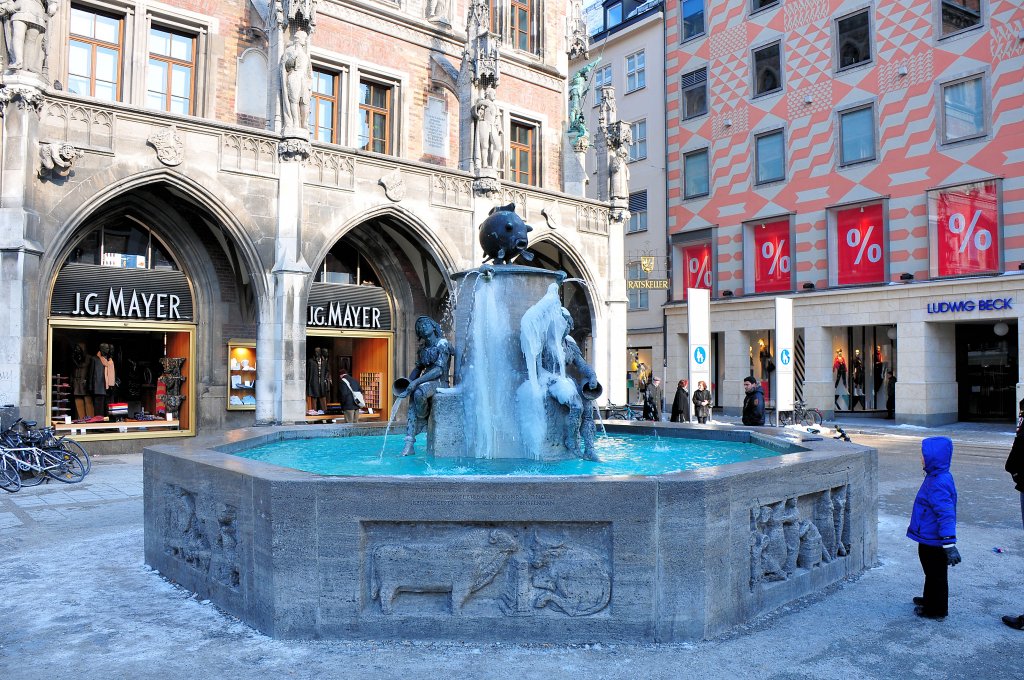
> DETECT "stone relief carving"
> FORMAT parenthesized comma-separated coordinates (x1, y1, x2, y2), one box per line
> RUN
(576, 204, 608, 235)
(38, 141, 80, 178)
(41, 100, 114, 150)
(750, 485, 850, 589)
(430, 174, 472, 211)
(0, 0, 57, 74)
(379, 168, 405, 201)
(148, 125, 185, 166)
(365, 523, 612, 617)
(164, 484, 240, 589)
(305, 148, 355, 189)
(278, 136, 311, 161)
(541, 203, 560, 230)
(222, 133, 278, 177)
(0, 84, 43, 115)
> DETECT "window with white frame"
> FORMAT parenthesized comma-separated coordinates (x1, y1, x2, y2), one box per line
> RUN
(836, 10, 871, 70)
(752, 42, 782, 97)
(755, 129, 785, 184)
(594, 64, 611, 105)
(629, 119, 647, 162)
(941, 0, 982, 37)
(606, 1, 622, 29)
(628, 191, 648, 233)
(684, 148, 709, 199)
(682, 0, 704, 40)
(681, 67, 707, 120)
(941, 74, 986, 143)
(626, 51, 645, 93)
(627, 261, 648, 310)
(839, 105, 875, 165)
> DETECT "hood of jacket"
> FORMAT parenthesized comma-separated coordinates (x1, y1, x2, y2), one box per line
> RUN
(922, 436, 952, 475)
(746, 385, 764, 397)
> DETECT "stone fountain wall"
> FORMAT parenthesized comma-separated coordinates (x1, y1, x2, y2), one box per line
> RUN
(143, 426, 877, 642)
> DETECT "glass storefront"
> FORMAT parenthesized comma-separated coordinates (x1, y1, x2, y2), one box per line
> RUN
(832, 325, 896, 412)
(956, 322, 1018, 422)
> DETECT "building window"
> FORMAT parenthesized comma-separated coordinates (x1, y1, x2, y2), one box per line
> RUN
(626, 51, 645, 93)
(755, 129, 785, 184)
(310, 69, 339, 143)
(627, 261, 649, 310)
(629, 119, 647, 162)
(606, 2, 622, 29)
(751, 0, 779, 12)
(594, 64, 611, 105)
(942, 75, 986, 143)
(752, 42, 782, 97)
(941, 0, 982, 37)
(628, 192, 648, 233)
(510, 0, 531, 51)
(684, 148, 709, 199)
(68, 5, 123, 101)
(681, 67, 708, 120)
(509, 121, 536, 185)
(839, 105, 875, 165)
(836, 10, 871, 70)
(146, 27, 195, 114)
(358, 80, 392, 154)
(682, 0, 705, 40)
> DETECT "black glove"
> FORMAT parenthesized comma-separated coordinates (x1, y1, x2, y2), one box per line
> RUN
(944, 546, 961, 566)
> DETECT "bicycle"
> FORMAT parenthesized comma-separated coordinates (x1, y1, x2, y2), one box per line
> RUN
(604, 403, 645, 421)
(0, 419, 88, 486)
(778, 399, 823, 428)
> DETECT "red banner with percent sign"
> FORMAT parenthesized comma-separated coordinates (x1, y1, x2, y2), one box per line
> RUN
(837, 204, 885, 285)
(682, 242, 712, 300)
(934, 180, 1000, 276)
(754, 220, 791, 293)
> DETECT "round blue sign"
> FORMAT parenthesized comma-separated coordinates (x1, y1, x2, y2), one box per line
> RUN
(780, 349, 791, 366)
(693, 347, 707, 365)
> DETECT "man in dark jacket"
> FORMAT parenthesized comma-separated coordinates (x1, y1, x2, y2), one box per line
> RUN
(1002, 400, 1024, 630)
(338, 370, 363, 423)
(907, 436, 960, 619)
(741, 376, 765, 426)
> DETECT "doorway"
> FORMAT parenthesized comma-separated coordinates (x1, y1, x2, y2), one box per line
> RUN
(956, 322, 1018, 422)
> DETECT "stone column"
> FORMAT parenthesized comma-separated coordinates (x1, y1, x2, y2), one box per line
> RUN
(802, 324, 833, 415)
(0, 79, 45, 420)
(604, 212, 627, 405)
(723, 329, 747, 416)
(898, 320, 956, 426)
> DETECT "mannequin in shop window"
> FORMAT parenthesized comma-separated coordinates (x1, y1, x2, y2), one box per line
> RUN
(89, 343, 116, 415)
(873, 345, 885, 400)
(833, 348, 847, 411)
(851, 348, 866, 411)
(306, 347, 331, 415)
(72, 342, 93, 419)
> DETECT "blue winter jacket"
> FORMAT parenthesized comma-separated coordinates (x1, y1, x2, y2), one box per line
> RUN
(906, 436, 958, 547)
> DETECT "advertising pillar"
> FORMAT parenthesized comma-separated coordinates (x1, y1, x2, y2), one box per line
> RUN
(775, 297, 794, 413)
(688, 288, 711, 395)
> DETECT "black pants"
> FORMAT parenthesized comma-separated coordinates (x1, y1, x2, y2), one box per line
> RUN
(918, 543, 949, 616)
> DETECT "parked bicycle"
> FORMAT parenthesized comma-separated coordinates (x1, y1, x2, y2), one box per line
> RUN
(778, 399, 824, 428)
(604, 403, 645, 421)
(0, 418, 90, 489)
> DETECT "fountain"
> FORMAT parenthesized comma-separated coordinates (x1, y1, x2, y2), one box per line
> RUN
(143, 207, 877, 643)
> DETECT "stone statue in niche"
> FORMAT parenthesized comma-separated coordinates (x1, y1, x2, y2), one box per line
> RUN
(279, 29, 312, 135)
(370, 529, 520, 614)
(608, 146, 630, 201)
(394, 316, 452, 456)
(0, 0, 57, 73)
(472, 86, 501, 173)
(832, 485, 850, 557)
(529, 533, 611, 616)
(425, 0, 451, 26)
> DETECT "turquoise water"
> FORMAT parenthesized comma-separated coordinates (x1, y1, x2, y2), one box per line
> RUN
(232, 432, 781, 477)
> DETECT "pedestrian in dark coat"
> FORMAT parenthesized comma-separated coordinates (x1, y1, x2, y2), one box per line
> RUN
(670, 379, 690, 422)
(907, 436, 961, 619)
(885, 370, 896, 419)
(741, 376, 765, 426)
(645, 377, 663, 421)
(692, 381, 712, 424)
(338, 370, 363, 424)
(1002, 400, 1024, 630)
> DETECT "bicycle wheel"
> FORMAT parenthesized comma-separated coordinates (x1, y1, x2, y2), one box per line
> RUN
(607, 411, 627, 420)
(802, 410, 823, 427)
(17, 456, 48, 487)
(59, 439, 91, 475)
(44, 448, 87, 483)
(0, 456, 21, 492)
(778, 411, 792, 426)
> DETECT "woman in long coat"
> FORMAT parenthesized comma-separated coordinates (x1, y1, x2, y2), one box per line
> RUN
(670, 380, 689, 422)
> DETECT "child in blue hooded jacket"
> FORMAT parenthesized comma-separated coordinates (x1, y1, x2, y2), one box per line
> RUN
(907, 436, 962, 619)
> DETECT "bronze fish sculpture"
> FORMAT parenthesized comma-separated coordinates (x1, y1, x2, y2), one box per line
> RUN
(479, 203, 535, 264)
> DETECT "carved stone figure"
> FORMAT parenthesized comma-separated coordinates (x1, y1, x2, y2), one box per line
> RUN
(832, 485, 849, 557)
(370, 529, 519, 614)
(395, 316, 452, 456)
(279, 29, 312, 135)
(797, 519, 826, 569)
(148, 125, 184, 166)
(165, 486, 211, 573)
(762, 503, 789, 582)
(557, 308, 601, 460)
(567, 60, 600, 144)
(529, 534, 611, 617)
(609, 146, 630, 200)
(472, 86, 501, 172)
(38, 141, 80, 178)
(0, 0, 56, 73)
(781, 497, 800, 575)
(426, 0, 451, 25)
(478, 203, 534, 264)
(815, 488, 838, 560)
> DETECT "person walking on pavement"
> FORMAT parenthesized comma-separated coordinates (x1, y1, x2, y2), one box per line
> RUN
(671, 379, 690, 422)
(907, 436, 961, 620)
(741, 376, 765, 426)
(1002, 400, 1024, 630)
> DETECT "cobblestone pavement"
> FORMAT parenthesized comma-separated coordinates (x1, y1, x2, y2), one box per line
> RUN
(1, 425, 1022, 679)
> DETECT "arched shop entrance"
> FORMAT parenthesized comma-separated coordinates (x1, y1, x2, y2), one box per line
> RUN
(304, 216, 451, 421)
(46, 185, 257, 440)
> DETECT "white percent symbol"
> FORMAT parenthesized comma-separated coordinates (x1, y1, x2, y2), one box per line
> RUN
(688, 255, 712, 287)
(846, 225, 882, 264)
(761, 239, 791, 275)
(948, 211, 992, 254)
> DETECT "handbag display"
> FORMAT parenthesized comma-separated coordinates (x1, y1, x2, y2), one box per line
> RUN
(341, 376, 366, 408)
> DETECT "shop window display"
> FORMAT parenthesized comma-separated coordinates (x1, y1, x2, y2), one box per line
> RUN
(832, 326, 894, 412)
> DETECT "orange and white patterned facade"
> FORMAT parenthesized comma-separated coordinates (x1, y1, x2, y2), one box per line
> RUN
(662, 0, 1024, 425)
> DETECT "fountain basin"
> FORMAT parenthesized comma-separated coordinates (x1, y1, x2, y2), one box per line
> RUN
(143, 424, 877, 642)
